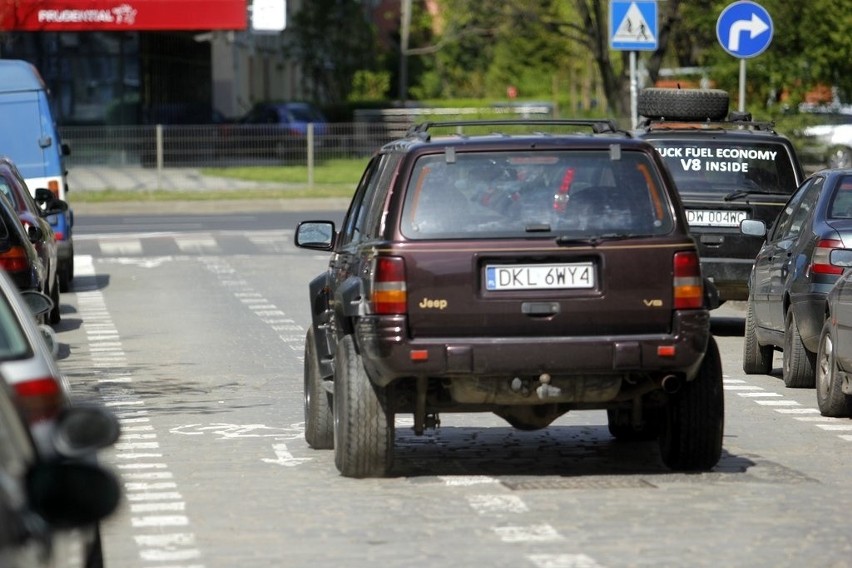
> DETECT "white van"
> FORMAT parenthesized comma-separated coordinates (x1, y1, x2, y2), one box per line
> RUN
(0, 60, 74, 291)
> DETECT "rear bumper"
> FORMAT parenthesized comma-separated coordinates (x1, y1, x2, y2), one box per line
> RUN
(356, 310, 711, 388)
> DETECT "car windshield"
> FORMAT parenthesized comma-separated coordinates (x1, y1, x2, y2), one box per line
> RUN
(400, 149, 673, 240)
(828, 175, 852, 219)
(650, 140, 798, 194)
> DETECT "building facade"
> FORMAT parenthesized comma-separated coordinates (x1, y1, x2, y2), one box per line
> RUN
(0, 0, 306, 124)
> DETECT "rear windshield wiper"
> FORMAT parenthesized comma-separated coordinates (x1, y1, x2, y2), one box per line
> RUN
(724, 188, 786, 201)
(555, 233, 634, 246)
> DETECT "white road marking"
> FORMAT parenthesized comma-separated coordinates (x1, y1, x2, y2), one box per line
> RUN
(439, 476, 500, 486)
(737, 392, 782, 397)
(467, 494, 528, 515)
(99, 239, 143, 255)
(755, 400, 800, 406)
(494, 524, 564, 543)
(261, 443, 312, 467)
(527, 554, 605, 568)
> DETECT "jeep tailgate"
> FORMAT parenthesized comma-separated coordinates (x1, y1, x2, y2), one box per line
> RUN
(403, 240, 681, 338)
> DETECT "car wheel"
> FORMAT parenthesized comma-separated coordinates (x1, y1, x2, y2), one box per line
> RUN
(815, 320, 852, 417)
(304, 328, 333, 449)
(59, 251, 74, 293)
(48, 272, 61, 325)
(607, 407, 661, 441)
(783, 310, 816, 388)
(333, 334, 394, 478)
(743, 298, 772, 374)
(659, 337, 724, 471)
(827, 146, 852, 169)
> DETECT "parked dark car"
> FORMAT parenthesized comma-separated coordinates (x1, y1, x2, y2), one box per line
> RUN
(0, 191, 47, 299)
(741, 169, 852, 387)
(636, 88, 805, 304)
(0, 270, 112, 568)
(139, 102, 231, 167)
(0, 156, 68, 324)
(815, 248, 852, 416)
(295, 119, 723, 478)
(230, 101, 328, 160)
(0, 378, 120, 568)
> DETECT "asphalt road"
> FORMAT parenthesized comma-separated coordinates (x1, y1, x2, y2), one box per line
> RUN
(52, 208, 852, 568)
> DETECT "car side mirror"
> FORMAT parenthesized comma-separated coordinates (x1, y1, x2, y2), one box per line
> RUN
(26, 224, 43, 244)
(52, 404, 122, 458)
(20, 290, 53, 318)
(34, 188, 54, 205)
(26, 461, 120, 529)
(740, 219, 766, 237)
(295, 221, 335, 251)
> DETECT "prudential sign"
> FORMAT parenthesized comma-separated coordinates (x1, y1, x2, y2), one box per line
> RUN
(716, 1, 773, 58)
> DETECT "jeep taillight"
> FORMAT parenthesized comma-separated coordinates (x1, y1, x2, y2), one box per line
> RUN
(373, 256, 407, 315)
(673, 251, 703, 309)
(811, 239, 844, 275)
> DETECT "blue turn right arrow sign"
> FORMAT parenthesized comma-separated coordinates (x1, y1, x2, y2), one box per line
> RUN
(716, 1, 773, 58)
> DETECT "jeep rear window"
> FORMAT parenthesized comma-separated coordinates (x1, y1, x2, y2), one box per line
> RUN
(400, 150, 673, 239)
(650, 141, 797, 194)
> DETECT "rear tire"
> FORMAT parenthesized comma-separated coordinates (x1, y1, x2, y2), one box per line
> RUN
(743, 299, 772, 374)
(659, 337, 724, 471)
(304, 328, 333, 449)
(783, 310, 816, 388)
(333, 335, 394, 478)
(48, 272, 61, 325)
(59, 250, 74, 293)
(816, 320, 852, 417)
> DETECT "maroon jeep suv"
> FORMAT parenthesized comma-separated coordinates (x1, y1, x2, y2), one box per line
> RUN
(295, 120, 723, 478)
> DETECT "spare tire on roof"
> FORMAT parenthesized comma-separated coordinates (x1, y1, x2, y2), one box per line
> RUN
(638, 88, 730, 121)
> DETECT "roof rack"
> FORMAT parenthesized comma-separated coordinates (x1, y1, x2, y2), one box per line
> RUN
(405, 119, 625, 140)
(639, 116, 777, 133)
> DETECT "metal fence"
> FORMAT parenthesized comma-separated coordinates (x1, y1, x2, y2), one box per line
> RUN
(58, 105, 559, 170)
(59, 122, 407, 170)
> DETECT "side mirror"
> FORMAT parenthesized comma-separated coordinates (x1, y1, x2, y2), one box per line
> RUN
(26, 461, 120, 528)
(34, 188, 54, 206)
(20, 290, 53, 318)
(26, 224, 43, 244)
(295, 220, 335, 251)
(34, 189, 68, 216)
(52, 404, 121, 458)
(830, 248, 852, 269)
(740, 218, 766, 237)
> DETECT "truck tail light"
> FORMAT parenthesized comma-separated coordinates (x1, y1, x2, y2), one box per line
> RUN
(47, 180, 60, 198)
(14, 376, 64, 423)
(373, 256, 407, 315)
(811, 239, 844, 275)
(673, 251, 703, 309)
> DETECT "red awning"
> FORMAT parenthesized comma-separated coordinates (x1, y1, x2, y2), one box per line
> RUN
(0, 0, 247, 31)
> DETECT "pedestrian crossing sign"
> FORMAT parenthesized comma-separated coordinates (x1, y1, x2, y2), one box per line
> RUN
(610, 0, 658, 51)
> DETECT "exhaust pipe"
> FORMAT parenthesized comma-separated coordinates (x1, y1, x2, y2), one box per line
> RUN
(661, 374, 683, 394)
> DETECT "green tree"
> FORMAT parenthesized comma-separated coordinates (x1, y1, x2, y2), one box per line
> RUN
(290, 0, 380, 104)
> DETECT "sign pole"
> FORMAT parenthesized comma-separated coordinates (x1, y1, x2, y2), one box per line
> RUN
(717, 2, 773, 113)
(630, 51, 638, 129)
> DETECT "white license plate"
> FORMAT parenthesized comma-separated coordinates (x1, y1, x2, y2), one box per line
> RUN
(686, 209, 748, 227)
(485, 263, 595, 291)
